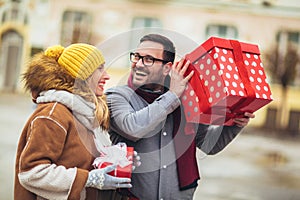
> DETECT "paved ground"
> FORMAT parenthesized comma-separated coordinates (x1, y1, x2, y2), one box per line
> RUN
(1, 93, 300, 200)
(194, 130, 300, 200)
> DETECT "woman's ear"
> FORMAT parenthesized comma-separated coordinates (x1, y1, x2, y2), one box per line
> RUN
(162, 62, 172, 76)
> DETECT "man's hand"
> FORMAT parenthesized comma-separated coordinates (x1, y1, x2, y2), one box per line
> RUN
(169, 59, 194, 97)
(233, 112, 255, 127)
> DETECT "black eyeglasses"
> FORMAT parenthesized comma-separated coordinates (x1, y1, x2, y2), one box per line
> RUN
(130, 52, 168, 67)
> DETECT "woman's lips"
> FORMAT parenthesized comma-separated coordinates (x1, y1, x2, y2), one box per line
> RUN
(98, 81, 106, 90)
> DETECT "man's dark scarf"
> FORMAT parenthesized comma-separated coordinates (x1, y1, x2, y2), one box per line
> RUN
(127, 74, 199, 190)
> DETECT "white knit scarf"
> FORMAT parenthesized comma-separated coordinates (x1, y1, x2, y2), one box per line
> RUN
(36, 89, 112, 153)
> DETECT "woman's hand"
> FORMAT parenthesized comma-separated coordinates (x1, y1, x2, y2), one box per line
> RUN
(86, 165, 132, 190)
(132, 151, 141, 171)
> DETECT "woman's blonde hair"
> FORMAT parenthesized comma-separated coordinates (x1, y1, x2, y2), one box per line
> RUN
(22, 52, 110, 130)
(73, 79, 110, 130)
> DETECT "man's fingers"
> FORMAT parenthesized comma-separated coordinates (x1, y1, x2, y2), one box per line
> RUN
(180, 60, 190, 75)
(175, 59, 185, 71)
(244, 112, 255, 118)
(233, 115, 251, 127)
(184, 70, 194, 82)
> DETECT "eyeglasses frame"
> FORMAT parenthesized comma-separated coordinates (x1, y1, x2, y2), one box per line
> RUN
(130, 52, 168, 67)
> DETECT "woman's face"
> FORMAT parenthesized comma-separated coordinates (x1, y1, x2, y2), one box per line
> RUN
(87, 64, 110, 96)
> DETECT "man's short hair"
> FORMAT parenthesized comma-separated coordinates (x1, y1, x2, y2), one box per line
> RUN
(140, 34, 176, 63)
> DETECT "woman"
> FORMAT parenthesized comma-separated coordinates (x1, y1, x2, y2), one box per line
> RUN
(14, 43, 132, 200)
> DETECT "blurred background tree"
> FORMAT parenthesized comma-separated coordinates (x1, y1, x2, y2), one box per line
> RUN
(264, 42, 299, 130)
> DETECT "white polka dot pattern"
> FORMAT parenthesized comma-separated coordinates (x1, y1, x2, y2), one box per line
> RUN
(181, 38, 273, 125)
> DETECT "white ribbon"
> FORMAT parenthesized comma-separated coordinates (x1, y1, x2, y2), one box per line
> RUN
(93, 143, 132, 169)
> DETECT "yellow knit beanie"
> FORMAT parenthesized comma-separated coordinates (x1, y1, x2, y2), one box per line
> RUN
(44, 43, 105, 80)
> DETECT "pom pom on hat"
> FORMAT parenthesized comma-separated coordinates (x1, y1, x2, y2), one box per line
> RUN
(45, 43, 105, 80)
(45, 45, 65, 61)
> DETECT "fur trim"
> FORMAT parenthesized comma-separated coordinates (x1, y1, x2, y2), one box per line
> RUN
(22, 52, 110, 130)
(22, 52, 75, 95)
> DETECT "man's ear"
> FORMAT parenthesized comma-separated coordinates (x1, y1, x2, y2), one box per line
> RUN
(162, 62, 172, 76)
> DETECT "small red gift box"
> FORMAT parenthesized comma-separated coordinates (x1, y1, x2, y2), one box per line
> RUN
(95, 146, 134, 178)
(182, 36, 273, 125)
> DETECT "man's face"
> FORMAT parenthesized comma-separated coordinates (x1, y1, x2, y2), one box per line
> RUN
(131, 41, 170, 90)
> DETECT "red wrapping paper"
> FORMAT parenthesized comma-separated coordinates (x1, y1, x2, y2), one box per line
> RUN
(182, 36, 273, 125)
(96, 147, 134, 178)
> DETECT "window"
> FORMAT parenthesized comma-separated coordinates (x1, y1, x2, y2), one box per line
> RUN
(206, 24, 238, 39)
(0, 30, 23, 91)
(276, 31, 300, 47)
(132, 17, 162, 29)
(276, 31, 300, 86)
(288, 110, 300, 135)
(288, 32, 300, 43)
(2, 12, 7, 23)
(130, 17, 162, 50)
(60, 11, 92, 46)
(1, 1, 25, 24)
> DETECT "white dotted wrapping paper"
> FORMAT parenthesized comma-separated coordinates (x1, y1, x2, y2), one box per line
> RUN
(181, 37, 273, 125)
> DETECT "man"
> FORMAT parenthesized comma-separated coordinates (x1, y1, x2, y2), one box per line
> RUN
(106, 33, 255, 200)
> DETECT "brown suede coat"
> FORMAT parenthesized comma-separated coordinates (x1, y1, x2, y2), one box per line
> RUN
(14, 102, 99, 199)
(14, 52, 123, 200)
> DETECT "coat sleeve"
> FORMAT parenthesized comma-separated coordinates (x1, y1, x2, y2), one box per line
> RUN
(195, 124, 243, 155)
(18, 116, 88, 200)
(106, 87, 180, 141)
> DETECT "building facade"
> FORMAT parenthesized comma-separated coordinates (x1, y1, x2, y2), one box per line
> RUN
(1, 0, 300, 130)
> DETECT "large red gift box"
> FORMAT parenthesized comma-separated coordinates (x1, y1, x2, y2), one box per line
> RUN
(96, 147, 134, 178)
(182, 36, 273, 125)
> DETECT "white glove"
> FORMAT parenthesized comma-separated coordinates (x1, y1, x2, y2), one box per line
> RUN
(86, 165, 132, 190)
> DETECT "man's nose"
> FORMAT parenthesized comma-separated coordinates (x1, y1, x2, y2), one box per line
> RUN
(135, 58, 145, 67)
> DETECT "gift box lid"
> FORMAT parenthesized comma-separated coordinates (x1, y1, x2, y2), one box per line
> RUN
(186, 36, 260, 63)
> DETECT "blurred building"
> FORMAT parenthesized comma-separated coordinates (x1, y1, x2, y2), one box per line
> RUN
(0, 0, 300, 131)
